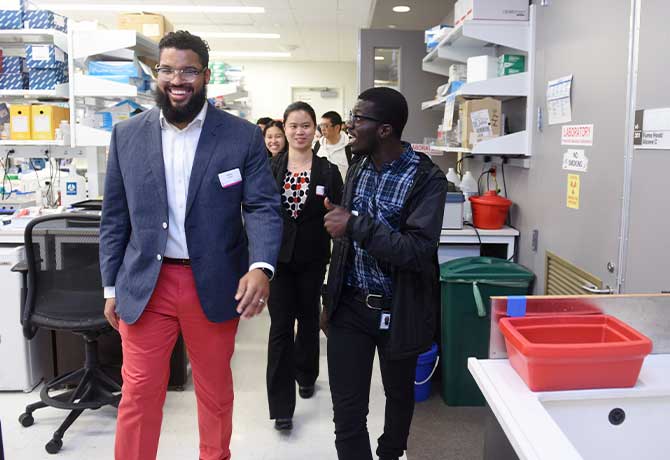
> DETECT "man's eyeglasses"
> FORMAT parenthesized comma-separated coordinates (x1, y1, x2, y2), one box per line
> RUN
(348, 111, 382, 126)
(155, 66, 207, 82)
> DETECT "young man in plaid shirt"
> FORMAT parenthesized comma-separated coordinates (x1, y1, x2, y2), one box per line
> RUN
(323, 87, 448, 460)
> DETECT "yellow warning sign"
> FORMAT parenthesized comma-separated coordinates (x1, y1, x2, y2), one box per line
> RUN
(567, 174, 580, 209)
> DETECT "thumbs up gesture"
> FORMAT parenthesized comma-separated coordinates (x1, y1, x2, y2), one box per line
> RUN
(324, 197, 351, 238)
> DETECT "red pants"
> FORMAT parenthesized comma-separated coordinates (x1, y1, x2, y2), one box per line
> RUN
(115, 264, 239, 460)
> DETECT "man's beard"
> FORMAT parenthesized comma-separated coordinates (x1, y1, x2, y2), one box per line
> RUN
(155, 84, 207, 125)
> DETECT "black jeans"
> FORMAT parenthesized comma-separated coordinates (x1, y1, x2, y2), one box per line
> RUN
(267, 261, 326, 419)
(328, 288, 418, 460)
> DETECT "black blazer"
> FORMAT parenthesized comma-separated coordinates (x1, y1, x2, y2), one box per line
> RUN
(271, 151, 344, 265)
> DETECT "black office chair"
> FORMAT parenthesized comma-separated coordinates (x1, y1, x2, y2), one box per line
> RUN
(16, 213, 121, 454)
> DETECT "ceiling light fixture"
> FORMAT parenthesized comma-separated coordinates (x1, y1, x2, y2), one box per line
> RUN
(392, 6, 411, 13)
(210, 51, 291, 58)
(374, 56, 384, 61)
(192, 32, 280, 39)
(38, 4, 265, 14)
(388, 24, 397, 29)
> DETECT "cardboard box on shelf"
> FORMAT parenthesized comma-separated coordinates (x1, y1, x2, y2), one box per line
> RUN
(25, 45, 67, 70)
(461, 97, 502, 149)
(1, 56, 26, 74)
(0, 10, 23, 30)
(28, 68, 68, 90)
(24, 10, 68, 32)
(466, 55, 498, 83)
(460, 0, 529, 22)
(0, 72, 29, 90)
(498, 54, 526, 76)
(10, 104, 32, 140)
(31, 105, 69, 140)
(118, 12, 174, 42)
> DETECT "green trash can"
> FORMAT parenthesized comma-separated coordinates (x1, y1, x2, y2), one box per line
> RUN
(439, 257, 534, 406)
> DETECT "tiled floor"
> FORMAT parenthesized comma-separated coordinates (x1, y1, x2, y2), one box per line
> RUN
(0, 309, 389, 460)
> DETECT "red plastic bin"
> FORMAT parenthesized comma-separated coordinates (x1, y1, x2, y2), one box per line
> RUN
(499, 315, 652, 391)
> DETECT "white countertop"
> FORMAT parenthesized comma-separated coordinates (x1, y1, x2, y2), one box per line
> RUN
(468, 354, 670, 460)
(441, 225, 519, 237)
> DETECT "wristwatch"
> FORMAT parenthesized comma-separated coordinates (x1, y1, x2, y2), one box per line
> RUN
(259, 267, 274, 280)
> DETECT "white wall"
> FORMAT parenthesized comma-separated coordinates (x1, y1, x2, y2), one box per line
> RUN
(227, 60, 358, 121)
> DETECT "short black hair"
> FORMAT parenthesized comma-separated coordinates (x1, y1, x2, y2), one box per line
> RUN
(321, 111, 343, 126)
(159, 31, 210, 68)
(283, 101, 317, 126)
(257, 117, 273, 126)
(262, 120, 285, 136)
(358, 87, 408, 139)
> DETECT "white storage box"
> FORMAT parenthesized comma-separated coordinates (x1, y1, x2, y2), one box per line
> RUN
(466, 55, 498, 83)
(443, 192, 465, 229)
(461, 0, 529, 22)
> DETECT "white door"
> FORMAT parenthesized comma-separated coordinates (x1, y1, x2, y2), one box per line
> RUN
(291, 87, 344, 120)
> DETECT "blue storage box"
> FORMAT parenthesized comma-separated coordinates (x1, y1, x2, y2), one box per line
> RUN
(24, 10, 68, 32)
(1, 56, 25, 74)
(88, 60, 142, 77)
(28, 68, 67, 90)
(0, 72, 29, 90)
(0, 10, 23, 29)
(25, 45, 67, 70)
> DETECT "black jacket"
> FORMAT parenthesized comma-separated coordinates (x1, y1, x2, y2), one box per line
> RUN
(325, 151, 448, 359)
(271, 151, 344, 265)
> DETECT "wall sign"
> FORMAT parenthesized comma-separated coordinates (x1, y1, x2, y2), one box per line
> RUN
(562, 149, 588, 172)
(561, 124, 594, 146)
(567, 174, 580, 210)
(634, 108, 670, 150)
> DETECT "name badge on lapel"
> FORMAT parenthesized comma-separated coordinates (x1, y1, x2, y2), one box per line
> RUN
(316, 185, 326, 196)
(218, 168, 242, 188)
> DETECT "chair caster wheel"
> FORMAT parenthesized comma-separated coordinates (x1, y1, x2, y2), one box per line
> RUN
(19, 413, 34, 427)
(45, 438, 63, 454)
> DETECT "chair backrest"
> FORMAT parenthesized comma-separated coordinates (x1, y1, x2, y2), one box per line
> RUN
(22, 213, 105, 338)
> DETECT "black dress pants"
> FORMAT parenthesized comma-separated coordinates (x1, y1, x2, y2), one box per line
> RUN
(327, 289, 418, 460)
(267, 260, 326, 419)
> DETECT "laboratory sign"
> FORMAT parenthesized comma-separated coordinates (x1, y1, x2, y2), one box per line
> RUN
(634, 108, 670, 150)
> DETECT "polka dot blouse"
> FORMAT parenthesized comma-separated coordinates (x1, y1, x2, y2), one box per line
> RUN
(282, 170, 311, 219)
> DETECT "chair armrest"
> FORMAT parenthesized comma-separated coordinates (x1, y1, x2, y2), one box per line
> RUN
(11, 261, 28, 273)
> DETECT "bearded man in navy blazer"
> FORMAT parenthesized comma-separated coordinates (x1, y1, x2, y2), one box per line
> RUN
(99, 31, 281, 460)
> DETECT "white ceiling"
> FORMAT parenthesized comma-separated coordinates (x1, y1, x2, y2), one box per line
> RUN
(370, 0, 455, 30)
(35, 0, 376, 62)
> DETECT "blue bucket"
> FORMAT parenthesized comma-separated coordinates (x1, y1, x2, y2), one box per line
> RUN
(414, 343, 439, 402)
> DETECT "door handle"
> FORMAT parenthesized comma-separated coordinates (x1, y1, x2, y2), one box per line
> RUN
(581, 283, 615, 295)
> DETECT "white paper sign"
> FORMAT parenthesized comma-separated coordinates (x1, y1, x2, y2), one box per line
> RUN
(633, 108, 670, 150)
(562, 149, 588, 172)
(546, 75, 573, 125)
(561, 124, 594, 146)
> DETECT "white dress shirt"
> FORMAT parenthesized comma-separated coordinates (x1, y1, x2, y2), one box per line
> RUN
(104, 103, 273, 299)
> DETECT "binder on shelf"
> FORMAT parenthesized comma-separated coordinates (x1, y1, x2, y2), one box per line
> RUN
(32, 105, 69, 140)
(10, 104, 32, 140)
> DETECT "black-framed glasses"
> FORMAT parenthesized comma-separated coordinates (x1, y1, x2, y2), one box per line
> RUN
(348, 110, 382, 126)
(155, 66, 207, 82)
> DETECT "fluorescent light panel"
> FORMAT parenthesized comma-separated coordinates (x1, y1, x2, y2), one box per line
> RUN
(194, 32, 280, 39)
(392, 5, 411, 13)
(38, 4, 265, 13)
(374, 56, 384, 61)
(210, 51, 291, 58)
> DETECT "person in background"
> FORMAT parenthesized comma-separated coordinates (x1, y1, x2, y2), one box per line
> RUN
(257, 116, 273, 132)
(267, 101, 343, 432)
(264, 120, 288, 158)
(313, 124, 323, 147)
(315, 111, 352, 180)
(100, 31, 282, 460)
(322, 87, 448, 460)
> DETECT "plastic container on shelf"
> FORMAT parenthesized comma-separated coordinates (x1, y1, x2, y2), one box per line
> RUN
(459, 170, 478, 223)
(499, 315, 653, 391)
(470, 190, 512, 229)
(446, 167, 461, 187)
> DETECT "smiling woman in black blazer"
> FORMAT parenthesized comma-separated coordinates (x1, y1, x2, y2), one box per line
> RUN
(267, 101, 343, 432)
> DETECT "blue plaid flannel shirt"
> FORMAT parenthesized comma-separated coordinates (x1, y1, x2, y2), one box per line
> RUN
(346, 143, 419, 297)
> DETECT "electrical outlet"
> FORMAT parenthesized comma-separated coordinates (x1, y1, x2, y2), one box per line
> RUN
(531, 229, 539, 252)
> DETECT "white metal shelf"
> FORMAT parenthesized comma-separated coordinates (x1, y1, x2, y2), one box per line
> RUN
(471, 131, 529, 156)
(0, 140, 66, 146)
(74, 74, 141, 98)
(0, 29, 68, 51)
(71, 30, 158, 60)
(0, 84, 70, 101)
(75, 125, 111, 147)
(430, 145, 472, 153)
(421, 73, 529, 111)
(422, 19, 530, 76)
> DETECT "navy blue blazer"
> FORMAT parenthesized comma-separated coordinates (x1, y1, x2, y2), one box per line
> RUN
(99, 104, 282, 324)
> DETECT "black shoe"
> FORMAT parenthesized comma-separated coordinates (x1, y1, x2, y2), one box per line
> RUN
(298, 385, 315, 399)
(274, 418, 293, 431)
